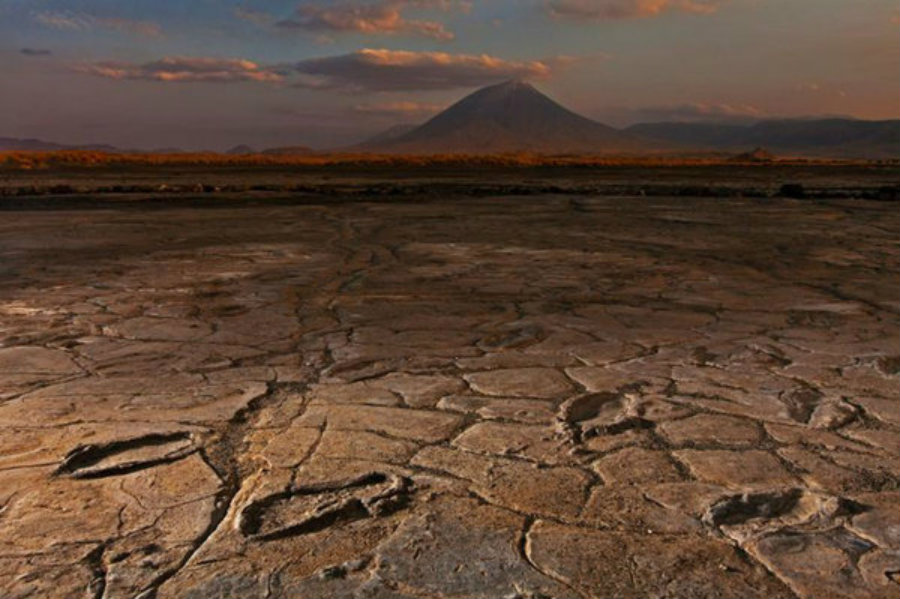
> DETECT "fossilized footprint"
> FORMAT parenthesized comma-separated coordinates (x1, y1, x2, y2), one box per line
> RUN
(55, 432, 197, 479)
(556, 391, 653, 443)
(238, 471, 412, 541)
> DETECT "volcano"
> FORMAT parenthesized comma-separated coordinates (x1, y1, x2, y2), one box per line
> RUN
(360, 80, 649, 154)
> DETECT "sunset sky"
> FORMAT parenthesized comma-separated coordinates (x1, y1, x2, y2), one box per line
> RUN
(3, 0, 898, 150)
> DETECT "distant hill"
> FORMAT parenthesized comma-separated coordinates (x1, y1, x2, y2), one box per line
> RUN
(0, 137, 121, 153)
(260, 146, 314, 156)
(627, 119, 900, 159)
(362, 124, 419, 147)
(0, 137, 192, 154)
(359, 80, 649, 154)
(729, 147, 776, 162)
(225, 144, 256, 155)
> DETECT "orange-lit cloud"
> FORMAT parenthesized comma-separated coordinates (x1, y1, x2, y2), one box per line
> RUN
(291, 48, 557, 90)
(277, 1, 468, 41)
(76, 57, 282, 83)
(546, 0, 726, 20)
(34, 11, 162, 37)
(75, 49, 570, 91)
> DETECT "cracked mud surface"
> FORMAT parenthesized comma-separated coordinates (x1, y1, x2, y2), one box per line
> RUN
(0, 194, 897, 598)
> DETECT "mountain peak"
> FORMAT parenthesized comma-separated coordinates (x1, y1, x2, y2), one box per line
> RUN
(360, 80, 646, 154)
(471, 79, 544, 103)
(494, 78, 534, 90)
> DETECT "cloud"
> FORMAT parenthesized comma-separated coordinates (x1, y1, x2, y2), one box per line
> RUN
(276, 1, 464, 41)
(291, 48, 556, 91)
(76, 57, 283, 83)
(353, 100, 445, 116)
(74, 48, 567, 92)
(34, 11, 162, 37)
(546, 0, 726, 20)
(20, 48, 53, 56)
(96, 17, 163, 37)
(234, 6, 276, 26)
(34, 11, 91, 30)
(795, 82, 851, 100)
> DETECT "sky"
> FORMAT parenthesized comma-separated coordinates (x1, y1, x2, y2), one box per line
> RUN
(2, 0, 898, 150)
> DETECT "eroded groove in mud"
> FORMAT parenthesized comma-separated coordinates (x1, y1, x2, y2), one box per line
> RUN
(85, 543, 108, 599)
(134, 382, 309, 598)
(519, 518, 584, 599)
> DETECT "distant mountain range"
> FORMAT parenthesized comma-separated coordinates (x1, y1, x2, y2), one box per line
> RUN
(626, 119, 900, 159)
(0, 137, 186, 154)
(3, 82, 898, 158)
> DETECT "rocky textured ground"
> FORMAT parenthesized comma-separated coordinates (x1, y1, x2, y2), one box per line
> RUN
(0, 193, 897, 598)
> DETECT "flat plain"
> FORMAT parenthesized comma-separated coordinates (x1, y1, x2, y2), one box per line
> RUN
(0, 164, 898, 598)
